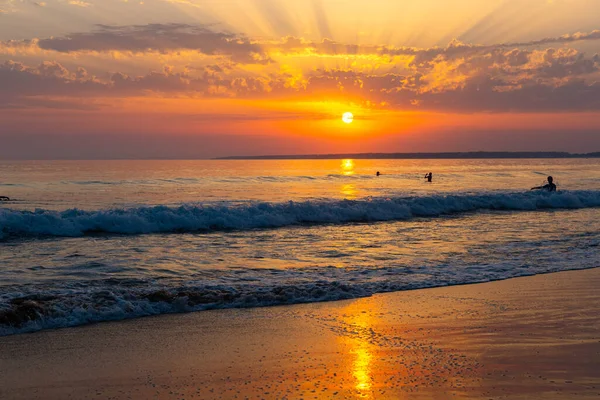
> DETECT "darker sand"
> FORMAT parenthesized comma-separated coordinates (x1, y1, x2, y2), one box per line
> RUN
(1, 268, 599, 399)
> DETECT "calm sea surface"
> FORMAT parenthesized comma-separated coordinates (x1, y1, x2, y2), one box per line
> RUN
(1, 159, 599, 335)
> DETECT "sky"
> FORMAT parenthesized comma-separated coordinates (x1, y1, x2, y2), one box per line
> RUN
(1, 0, 600, 158)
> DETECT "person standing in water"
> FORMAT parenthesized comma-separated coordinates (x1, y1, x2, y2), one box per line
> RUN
(425, 172, 432, 182)
(531, 176, 556, 192)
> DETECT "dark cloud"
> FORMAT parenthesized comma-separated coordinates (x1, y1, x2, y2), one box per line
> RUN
(37, 23, 272, 64)
(0, 60, 215, 106)
(109, 67, 207, 93)
(508, 30, 600, 47)
(0, 60, 104, 99)
(412, 76, 600, 113)
(270, 29, 600, 65)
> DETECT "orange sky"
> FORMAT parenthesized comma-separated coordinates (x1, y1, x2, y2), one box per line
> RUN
(1, 0, 600, 158)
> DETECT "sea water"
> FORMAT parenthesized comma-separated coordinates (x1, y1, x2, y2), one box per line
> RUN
(1, 159, 599, 335)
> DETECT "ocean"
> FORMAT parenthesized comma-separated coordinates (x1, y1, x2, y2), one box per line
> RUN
(1, 159, 599, 336)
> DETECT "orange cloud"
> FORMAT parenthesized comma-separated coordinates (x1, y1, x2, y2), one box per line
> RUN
(2, 25, 600, 113)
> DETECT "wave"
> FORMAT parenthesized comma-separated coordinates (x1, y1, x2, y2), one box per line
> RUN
(1, 260, 598, 336)
(2, 190, 600, 240)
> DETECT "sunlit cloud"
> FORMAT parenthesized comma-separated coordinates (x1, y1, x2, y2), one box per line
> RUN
(2, 29, 600, 113)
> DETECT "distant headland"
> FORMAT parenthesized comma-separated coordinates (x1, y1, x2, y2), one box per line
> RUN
(216, 152, 600, 160)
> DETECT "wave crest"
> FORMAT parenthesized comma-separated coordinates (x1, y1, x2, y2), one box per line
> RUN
(1, 191, 600, 240)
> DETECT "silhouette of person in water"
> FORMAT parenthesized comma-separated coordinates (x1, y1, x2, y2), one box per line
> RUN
(376, 171, 381, 176)
(531, 176, 556, 192)
(425, 172, 432, 182)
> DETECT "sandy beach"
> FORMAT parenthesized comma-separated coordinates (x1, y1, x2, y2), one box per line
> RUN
(1, 268, 599, 400)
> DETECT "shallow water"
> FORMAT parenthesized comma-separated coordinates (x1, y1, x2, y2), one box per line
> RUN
(1, 159, 599, 335)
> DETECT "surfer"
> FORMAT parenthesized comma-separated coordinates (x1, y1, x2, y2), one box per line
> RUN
(0, 196, 10, 201)
(376, 171, 381, 176)
(425, 172, 432, 182)
(531, 176, 556, 192)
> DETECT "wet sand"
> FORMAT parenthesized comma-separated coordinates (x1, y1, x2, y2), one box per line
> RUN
(1, 268, 599, 399)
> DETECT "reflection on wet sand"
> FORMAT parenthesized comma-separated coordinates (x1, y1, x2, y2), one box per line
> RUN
(330, 295, 488, 398)
(352, 339, 374, 396)
(341, 303, 376, 399)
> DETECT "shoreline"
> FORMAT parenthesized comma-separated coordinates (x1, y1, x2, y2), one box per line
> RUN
(2, 268, 600, 399)
(3, 264, 600, 337)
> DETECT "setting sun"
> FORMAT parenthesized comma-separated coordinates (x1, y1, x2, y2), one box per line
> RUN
(342, 112, 354, 124)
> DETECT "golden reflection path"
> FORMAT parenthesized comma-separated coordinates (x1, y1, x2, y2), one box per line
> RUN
(341, 302, 376, 399)
(340, 159, 358, 199)
(341, 159, 355, 176)
(353, 342, 373, 394)
(341, 184, 357, 199)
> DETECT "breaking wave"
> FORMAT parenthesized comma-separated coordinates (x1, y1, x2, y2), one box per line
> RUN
(2, 190, 600, 240)
(2, 261, 599, 336)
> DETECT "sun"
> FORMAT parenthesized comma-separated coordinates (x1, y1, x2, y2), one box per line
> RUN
(342, 112, 354, 124)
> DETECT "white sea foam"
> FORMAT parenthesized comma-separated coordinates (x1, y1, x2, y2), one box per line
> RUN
(1, 191, 600, 240)
(1, 260, 598, 336)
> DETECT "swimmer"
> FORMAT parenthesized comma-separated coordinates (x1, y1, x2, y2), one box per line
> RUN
(531, 176, 556, 192)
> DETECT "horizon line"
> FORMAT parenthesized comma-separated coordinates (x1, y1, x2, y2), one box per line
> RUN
(2, 151, 600, 161)
(215, 151, 600, 160)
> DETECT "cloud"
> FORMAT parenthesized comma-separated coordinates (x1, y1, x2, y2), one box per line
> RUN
(508, 30, 600, 47)
(0, 60, 106, 108)
(0, 60, 215, 104)
(3, 25, 600, 113)
(267, 29, 600, 65)
(3, 45, 600, 113)
(109, 66, 210, 94)
(5, 24, 600, 68)
(36, 24, 272, 64)
(0, 60, 102, 93)
(295, 46, 600, 112)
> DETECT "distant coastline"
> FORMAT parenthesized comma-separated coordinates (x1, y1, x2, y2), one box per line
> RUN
(216, 152, 600, 160)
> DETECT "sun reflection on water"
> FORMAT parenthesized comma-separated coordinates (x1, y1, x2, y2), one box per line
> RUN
(340, 159, 357, 199)
(341, 184, 357, 199)
(341, 159, 355, 175)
